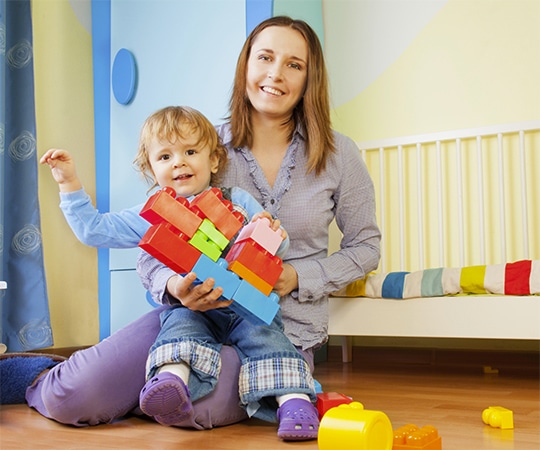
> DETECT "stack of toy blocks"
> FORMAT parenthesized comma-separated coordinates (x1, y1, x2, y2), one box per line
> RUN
(392, 424, 442, 450)
(138, 187, 283, 325)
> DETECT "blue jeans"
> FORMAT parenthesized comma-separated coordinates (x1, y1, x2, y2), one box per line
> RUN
(147, 306, 316, 422)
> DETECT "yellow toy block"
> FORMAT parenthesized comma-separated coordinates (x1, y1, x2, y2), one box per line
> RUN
(318, 401, 393, 450)
(482, 406, 514, 429)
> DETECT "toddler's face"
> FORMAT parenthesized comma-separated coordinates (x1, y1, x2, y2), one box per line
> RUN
(147, 132, 219, 198)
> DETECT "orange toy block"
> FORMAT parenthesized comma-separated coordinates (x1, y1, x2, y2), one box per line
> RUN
(140, 186, 202, 238)
(235, 217, 283, 255)
(139, 222, 201, 274)
(189, 188, 243, 240)
(316, 392, 353, 418)
(225, 240, 283, 288)
(393, 424, 442, 450)
(228, 260, 273, 295)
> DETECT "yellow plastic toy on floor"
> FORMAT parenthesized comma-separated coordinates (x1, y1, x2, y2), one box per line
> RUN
(318, 401, 393, 450)
(482, 406, 514, 429)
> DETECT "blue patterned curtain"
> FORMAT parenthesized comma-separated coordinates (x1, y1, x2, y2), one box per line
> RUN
(0, 0, 52, 351)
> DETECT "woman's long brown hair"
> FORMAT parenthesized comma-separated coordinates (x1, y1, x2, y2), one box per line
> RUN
(228, 16, 335, 175)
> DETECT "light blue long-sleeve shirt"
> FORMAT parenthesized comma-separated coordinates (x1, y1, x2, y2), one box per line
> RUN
(59, 186, 287, 249)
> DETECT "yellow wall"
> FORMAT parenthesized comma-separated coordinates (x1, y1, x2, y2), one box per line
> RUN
(33, 0, 98, 347)
(330, 0, 540, 141)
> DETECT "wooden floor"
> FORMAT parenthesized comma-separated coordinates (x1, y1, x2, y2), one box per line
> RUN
(1, 346, 539, 449)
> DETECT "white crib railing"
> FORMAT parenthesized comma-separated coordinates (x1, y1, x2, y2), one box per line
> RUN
(358, 121, 540, 273)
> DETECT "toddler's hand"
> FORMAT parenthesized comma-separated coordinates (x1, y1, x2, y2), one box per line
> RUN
(251, 211, 287, 241)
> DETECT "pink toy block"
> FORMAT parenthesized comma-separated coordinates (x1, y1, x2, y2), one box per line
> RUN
(139, 223, 201, 274)
(235, 217, 283, 255)
(226, 240, 283, 289)
(140, 187, 202, 238)
(316, 392, 353, 418)
(393, 424, 442, 450)
(189, 188, 243, 240)
(482, 406, 514, 429)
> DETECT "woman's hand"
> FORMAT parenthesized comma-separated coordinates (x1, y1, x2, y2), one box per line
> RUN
(272, 263, 298, 297)
(166, 272, 233, 312)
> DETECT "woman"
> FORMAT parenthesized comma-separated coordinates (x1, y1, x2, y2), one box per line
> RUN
(1, 16, 380, 432)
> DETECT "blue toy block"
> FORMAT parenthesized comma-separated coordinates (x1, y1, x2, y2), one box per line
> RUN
(192, 255, 241, 300)
(191, 255, 279, 326)
(229, 280, 280, 326)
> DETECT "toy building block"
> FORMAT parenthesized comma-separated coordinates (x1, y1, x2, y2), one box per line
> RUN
(191, 255, 242, 300)
(482, 406, 514, 429)
(140, 186, 202, 237)
(393, 424, 442, 450)
(318, 401, 394, 450)
(198, 219, 230, 250)
(190, 255, 280, 326)
(189, 219, 229, 262)
(317, 392, 353, 418)
(190, 188, 244, 239)
(235, 217, 283, 255)
(139, 223, 202, 274)
(229, 279, 280, 326)
(226, 240, 283, 291)
(227, 260, 273, 295)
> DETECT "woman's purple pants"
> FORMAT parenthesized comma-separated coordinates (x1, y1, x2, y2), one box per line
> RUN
(25, 306, 248, 429)
(26, 305, 315, 429)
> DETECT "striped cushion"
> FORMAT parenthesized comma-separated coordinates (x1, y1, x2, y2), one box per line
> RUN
(333, 260, 540, 299)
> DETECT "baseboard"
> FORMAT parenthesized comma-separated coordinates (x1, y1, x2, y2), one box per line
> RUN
(326, 344, 540, 375)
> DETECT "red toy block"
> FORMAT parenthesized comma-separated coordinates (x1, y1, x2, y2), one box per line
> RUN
(139, 222, 201, 274)
(140, 187, 202, 238)
(225, 240, 283, 288)
(228, 260, 273, 295)
(316, 392, 353, 418)
(393, 424, 442, 450)
(189, 188, 243, 240)
(235, 217, 283, 255)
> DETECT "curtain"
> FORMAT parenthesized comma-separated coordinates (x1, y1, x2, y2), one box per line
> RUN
(0, 0, 52, 351)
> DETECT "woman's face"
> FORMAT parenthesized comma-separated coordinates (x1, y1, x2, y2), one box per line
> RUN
(246, 26, 308, 121)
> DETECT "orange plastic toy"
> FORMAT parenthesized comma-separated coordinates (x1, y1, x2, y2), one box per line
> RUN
(393, 424, 442, 449)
